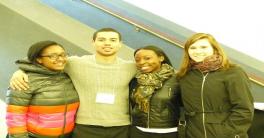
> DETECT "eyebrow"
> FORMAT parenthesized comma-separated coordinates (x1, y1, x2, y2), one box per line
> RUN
(97, 37, 118, 39)
(42, 52, 65, 55)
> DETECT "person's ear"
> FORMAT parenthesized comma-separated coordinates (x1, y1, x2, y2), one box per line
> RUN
(118, 41, 123, 48)
(91, 40, 95, 47)
(159, 56, 164, 62)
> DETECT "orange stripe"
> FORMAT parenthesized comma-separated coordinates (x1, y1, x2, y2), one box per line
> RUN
(7, 105, 28, 113)
(29, 102, 79, 114)
(67, 102, 80, 111)
(8, 126, 27, 134)
(28, 122, 75, 136)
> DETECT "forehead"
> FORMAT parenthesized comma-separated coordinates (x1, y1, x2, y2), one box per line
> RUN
(96, 32, 119, 39)
(42, 45, 65, 54)
(135, 49, 158, 57)
(190, 39, 211, 47)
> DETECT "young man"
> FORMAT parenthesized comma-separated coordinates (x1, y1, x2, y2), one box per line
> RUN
(10, 28, 137, 138)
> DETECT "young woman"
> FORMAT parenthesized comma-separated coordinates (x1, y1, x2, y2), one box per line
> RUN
(177, 33, 254, 138)
(6, 41, 79, 138)
(129, 45, 181, 138)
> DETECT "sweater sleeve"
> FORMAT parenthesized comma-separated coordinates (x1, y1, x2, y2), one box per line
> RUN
(225, 67, 254, 135)
(64, 56, 79, 74)
(6, 80, 36, 138)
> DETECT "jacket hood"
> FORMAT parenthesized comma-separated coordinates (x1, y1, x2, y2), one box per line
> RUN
(16, 59, 64, 75)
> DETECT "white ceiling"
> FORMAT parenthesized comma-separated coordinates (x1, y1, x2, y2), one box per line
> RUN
(123, 0, 264, 62)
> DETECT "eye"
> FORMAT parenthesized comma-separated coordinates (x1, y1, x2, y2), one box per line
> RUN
(201, 45, 208, 49)
(97, 38, 105, 42)
(59, 53, 68, 57)
(110, 39, 117, 42)
(189, 46, 196, 50)
(50, 54, 57, 58)
(45, 53, 67, 60)
(144, 57, 151, 60)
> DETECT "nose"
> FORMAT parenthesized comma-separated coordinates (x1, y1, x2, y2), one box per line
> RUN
(193, 49, 204, 55)
(104, 40, 111, 46)
(197, 47, 206, 52)
(56, 56, 66, 61)
(137, 59, 145, 65)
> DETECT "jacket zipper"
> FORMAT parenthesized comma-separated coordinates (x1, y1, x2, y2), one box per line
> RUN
(146, 88, 172, 128)
(147, 103, 150, 128)
(168, 87, 172, 97)
(201, 73, 209, 138)
(62, 82, 68, 136)
(146, 89, 154, 128)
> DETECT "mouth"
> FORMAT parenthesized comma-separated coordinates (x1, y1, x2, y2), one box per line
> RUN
(54, 62, 65, 66)
(102, 47, 113, 52)
(193, 55, 207, 59)
(195, 53, 207, 56)
(103, 47, 113, 49)
(194, 56, 203, 58)
(139, 66, 151, 72)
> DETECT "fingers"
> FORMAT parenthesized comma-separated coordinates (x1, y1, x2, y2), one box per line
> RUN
(9, 70, 29, 91)
(23, 74, 29, 83)
(10, 79, 21, 91)
(10, 77, 28, 91)
(10, 80, 16, 90)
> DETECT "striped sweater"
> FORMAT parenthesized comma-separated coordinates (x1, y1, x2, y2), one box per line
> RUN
(65, 55, 136, 126)
(6, 60, 79, 138)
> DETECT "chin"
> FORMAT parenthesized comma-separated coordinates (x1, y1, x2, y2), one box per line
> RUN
(193, 59, 204, 62)
(51, 67, 65, 71)
(141, 70, 151, 73)
(103, 53, 115, 56)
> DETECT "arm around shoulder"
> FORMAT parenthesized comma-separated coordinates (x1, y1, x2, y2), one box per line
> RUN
(10, 69, 29, 91)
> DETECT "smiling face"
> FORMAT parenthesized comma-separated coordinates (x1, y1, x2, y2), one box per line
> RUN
(188, 38, 214, 62)
(93, 31, 122, 57)
(134, 49, 164, 73)
(36, 45, 67, 71)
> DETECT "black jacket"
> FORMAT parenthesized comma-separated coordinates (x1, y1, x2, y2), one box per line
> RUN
(179, 66, 254, 138)
(129, 75, 181, 128)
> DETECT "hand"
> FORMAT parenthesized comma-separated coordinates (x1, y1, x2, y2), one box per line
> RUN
(10, 70, 29, 91)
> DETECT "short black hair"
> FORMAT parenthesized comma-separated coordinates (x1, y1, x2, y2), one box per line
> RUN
(134, 45, 172, 66)
(27, 40, 64, 64)
(93, 28, 122, 41)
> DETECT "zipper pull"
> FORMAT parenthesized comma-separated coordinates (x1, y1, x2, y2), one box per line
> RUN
(168, 87, 172, 97)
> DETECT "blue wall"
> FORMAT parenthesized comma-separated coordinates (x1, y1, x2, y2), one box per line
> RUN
(40, 0, 264, 101)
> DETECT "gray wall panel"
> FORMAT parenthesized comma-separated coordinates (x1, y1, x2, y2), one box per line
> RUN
(0, 2, 89, 99)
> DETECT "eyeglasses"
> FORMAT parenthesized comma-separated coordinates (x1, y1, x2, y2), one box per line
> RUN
(40, 53, 68, 60)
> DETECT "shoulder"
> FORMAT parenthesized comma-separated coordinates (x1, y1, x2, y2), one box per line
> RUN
(68, 55, 93, 62)
(66, 55, 95, 69)
(117, 57, 135, 64)
(117, 57, 137, 72)
(224, 65, 247, 76)
(27, 72, 48, 86)
(220, 66, 249, 82)
(129, 77, 138, 91)
(164, 74, 179, 86)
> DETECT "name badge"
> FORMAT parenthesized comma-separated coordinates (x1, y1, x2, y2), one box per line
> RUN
(96, 92, 115, 104)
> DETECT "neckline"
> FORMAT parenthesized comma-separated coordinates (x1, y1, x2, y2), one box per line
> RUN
(93, 55, 119, 65)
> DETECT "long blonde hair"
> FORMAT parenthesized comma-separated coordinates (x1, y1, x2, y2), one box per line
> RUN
(177, 33, 233, 78)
